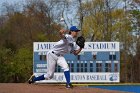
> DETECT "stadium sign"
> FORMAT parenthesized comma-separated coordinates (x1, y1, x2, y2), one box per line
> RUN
(33, 42, 120, 83)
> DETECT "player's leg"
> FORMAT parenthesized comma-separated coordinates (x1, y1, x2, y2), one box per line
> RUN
(57, 57, 73, 88)
(28, 52, 57, 83)
(44, 51, 58, 79)
(28, 74, 45, 84)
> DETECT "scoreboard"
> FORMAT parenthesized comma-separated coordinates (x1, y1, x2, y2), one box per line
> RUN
(33, 42, 120, 83)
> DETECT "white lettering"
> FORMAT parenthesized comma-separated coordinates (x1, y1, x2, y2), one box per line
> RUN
(36, 69, 47, 73)
(38, 52, 47, 55)
(36, 64, 47, 68)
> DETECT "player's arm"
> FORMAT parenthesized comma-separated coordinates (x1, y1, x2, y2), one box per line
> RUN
(73, 48, 82, 55)
(73, 36, 85, 55)
(72, 43, 83, 55)
(59, 29, 66, 38)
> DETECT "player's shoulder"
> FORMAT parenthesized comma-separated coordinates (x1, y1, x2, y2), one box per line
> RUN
(65, 34, 71, 37)
(65, 34, 72, 39)
(65, 34, 74, 42)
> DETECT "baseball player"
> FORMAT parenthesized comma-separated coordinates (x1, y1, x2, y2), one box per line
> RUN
(28, 26, 85, 89)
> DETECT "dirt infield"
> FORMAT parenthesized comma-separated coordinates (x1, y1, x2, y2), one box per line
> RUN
(0, 83, 128, 93)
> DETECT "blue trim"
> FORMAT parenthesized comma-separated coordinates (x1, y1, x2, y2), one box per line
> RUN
(33, 74, 45, 81)
(64, 71, 70, 84)
(88, 85, 140, 93)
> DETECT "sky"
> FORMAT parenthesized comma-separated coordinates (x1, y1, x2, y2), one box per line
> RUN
(0, 0, 26, 15)
(0, 0, 23, 6)
(0, 0, 26, 10)
(0, 0, 128, 28)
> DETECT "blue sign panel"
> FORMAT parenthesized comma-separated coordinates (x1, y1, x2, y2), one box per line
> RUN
(33, 42, 120, 83)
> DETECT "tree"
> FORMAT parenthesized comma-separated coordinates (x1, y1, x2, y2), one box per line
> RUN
(82, 0, 132, 41)
(10, 48, 32, 82)
(129, 0, 140, 82)
(81, 0, 135, 82)
(0, 47, 14, 82)
(0, 0, 62, 82)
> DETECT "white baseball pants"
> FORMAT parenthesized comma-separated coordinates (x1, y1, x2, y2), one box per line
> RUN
(44, 51, 69, 79)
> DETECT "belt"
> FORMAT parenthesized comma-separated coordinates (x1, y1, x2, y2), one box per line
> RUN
(52, 51, 61, 56)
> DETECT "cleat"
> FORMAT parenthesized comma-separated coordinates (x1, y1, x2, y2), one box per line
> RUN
(65, 83, 73, 89)
(28, 75, 35, 84)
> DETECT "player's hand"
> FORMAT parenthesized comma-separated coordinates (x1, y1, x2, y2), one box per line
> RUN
(76, 36, 85, 48)
(59, 29, 67, 38)
(59, 29, 66, 34)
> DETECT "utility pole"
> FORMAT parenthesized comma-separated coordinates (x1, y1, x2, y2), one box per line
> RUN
(124, 0, 128, 83)
(78, 0, 83, 35)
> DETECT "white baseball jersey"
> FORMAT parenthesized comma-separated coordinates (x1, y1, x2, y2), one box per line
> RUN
(44, 34, 80, 79)
(52, 34, 80, 55)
